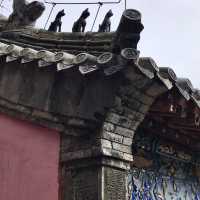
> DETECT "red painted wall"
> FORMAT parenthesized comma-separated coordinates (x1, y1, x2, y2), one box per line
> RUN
(0, 114, 60, 200)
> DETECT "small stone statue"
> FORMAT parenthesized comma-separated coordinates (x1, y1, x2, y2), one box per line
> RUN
(6, 0, 45, 29)
(48, 9, 66, 32)
(98, 9, 113, 32)
(72, 8, 90, 32)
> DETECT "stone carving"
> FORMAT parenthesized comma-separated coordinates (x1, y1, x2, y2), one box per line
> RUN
(55, 52, 75, 71)
(74, 53, 98, 74)
(98, 9, 113, 32)
(97, 52, 124, 76)
(72, 8, 90, 32)
(5, 0, 45, 29)
(48, 9, 65, 32)
(121, 48, 139, 61)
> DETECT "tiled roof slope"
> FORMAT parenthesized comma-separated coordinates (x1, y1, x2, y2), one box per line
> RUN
(0, 29, 113, 55)
(0, 9, 199, 149)
(1, 29, 198, 107)
(0, 35, 198, 109)
(0, 37, 199, 118)
(0, 34, 170, 122)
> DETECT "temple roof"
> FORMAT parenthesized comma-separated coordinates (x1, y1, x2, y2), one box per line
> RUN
(0, 10, 199, 152)
(0, 30, 199, 107)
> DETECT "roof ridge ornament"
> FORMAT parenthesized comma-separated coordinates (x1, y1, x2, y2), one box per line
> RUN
(159, 67, 177, 82)
(97, 48, 140, 76)
(176, 78, 195, 94)
(112, 9, 144, 54)
(37, 50, 56, 67)
(48, 9, 66, 32)
(0, 42, 9, 56)
(5, 0, 45, 30)
(74, 53, 98, 75)
(72, 8, 90, 32)
(21, 48, 39, 63)
(55, 52, 75, 71)
(98, 9, 113, 32)
(5, 44, 23, 62)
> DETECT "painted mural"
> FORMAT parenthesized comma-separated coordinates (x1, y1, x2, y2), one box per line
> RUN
(128, 132, 200, 200)
(128, 167, 200, 200)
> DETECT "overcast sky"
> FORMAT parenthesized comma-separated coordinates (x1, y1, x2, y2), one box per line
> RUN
(1, 0, 200, 88)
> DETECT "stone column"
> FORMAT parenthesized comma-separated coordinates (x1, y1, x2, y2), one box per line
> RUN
(59, 58, 171, 200)
(59, 125, 131, 200)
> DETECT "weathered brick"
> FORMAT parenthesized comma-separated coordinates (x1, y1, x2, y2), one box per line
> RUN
(102, 148, 133, 162)
(128, 86, 154, 105)
(106, 111, 133, 129)
(103, 122, 115, 132)
(118, 116, 132, 128)
(100, 139, 112, 149)
(102, 148, 124, 159)
(125, 98, 142, 111)
(132, 112, 145, 122)
(115, 126, 134, 138)
(123, 137, 132, 146)
(113, 96, 124, 113)
(123, 107, 137, 119)
(102, 131, 123, 143)
(130, 120, 141, 131)
(111, 149, 125, 159)
(102, 147, 112, 156)
(106, 112, 120, 124)
(112, 142, 132, 154)
(123, 153, 133, 161)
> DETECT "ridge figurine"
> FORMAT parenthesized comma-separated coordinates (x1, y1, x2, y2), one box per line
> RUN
(98, 9, 113, 32)
(48, 9, 66, 32)
(72, 8, 90, 32)
(6, 0, 45, 29)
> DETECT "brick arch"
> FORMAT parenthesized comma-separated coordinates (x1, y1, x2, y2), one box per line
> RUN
(100, 60, 171, 164)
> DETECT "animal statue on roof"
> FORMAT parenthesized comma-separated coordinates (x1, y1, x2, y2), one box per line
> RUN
(72, 8, 90, 32)
(5, 0, 45, 29)
(48, 9, 66, 32)
(98, 9, 113, 32)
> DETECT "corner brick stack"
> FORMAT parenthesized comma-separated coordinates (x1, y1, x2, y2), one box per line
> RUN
(59, 63, 169, 200)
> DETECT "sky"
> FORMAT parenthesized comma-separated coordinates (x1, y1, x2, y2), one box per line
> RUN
(1, 0, 200, 88)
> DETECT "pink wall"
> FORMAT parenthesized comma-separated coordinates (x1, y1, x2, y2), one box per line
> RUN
(0, 114, 60, 200)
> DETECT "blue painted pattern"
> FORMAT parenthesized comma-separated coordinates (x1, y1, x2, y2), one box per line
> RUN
(130, 129, 200, 200)
(128, 168, 200, 200)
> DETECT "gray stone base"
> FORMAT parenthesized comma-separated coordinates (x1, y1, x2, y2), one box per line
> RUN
(61, 158, 129, 200)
